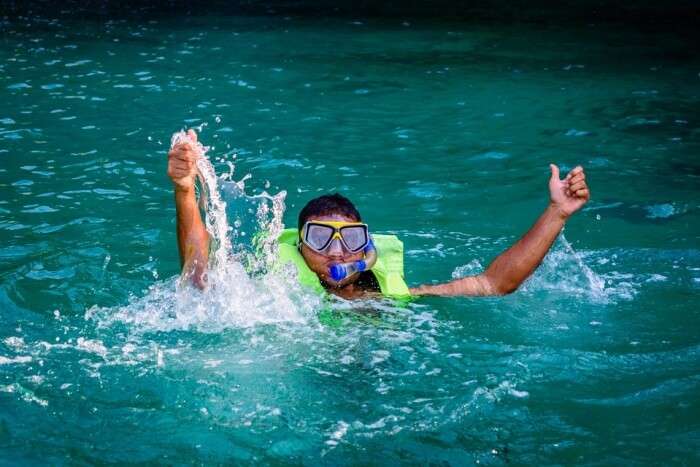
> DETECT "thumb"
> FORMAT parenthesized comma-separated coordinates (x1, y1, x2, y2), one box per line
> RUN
(549, 163, 560, 182)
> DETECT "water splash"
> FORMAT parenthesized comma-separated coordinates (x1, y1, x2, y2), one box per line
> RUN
(169, 130, 233, 269)
(447, 233, 632, 303)
(88, 130, 319, 332)
(520, 233, 632, 303)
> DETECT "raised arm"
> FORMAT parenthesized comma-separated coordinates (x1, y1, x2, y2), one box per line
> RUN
(410, 164, 590, 296)
(167, 129, 209, 288)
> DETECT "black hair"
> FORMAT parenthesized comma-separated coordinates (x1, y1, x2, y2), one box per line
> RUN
(297, 193, 362, 231)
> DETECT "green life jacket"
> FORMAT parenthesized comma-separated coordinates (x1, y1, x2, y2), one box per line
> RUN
(277, 228, 411, 298)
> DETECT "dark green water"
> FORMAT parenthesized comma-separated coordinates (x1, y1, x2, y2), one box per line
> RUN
(1, 10, 699, 465)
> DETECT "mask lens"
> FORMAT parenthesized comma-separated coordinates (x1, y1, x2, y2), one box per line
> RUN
(340, 225, 368, 252)
(305, 224, 334, 251)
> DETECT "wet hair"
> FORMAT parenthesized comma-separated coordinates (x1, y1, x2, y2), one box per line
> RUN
(298, 193, 362, 231)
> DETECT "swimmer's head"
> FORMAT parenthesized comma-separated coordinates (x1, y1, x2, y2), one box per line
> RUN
(297, 194, 365, 287)
(297, 193, 362, 230)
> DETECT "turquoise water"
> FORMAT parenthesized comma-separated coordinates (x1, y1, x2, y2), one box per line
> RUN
(1, 10, 700, 465)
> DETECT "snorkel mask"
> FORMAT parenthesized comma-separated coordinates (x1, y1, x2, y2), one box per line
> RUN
(300, 220, 378, 282)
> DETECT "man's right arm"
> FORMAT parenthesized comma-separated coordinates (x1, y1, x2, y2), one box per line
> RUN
(168, 129, 209, 288)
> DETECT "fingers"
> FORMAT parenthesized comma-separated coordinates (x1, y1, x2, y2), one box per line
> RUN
(565, 165, 584, 181)
(564, 165, 588, 195)
(566, 182, 589, 198)
(168, 145, 197, 181)
(170, 155, 195, 168)
(170, 146, 195, 160)
(169, 130, 201, 165)
(168, 144, 197, 163)
(170, 157, 195, 172)
(168, 159, 195, 176)
(570, 165, 583, 176)
(167, 130, 200, 184)
(170, 142, 194, 155)
(169, 168, 191, 179)
(169, 164, 195, 179)
(569, 180, 587, 192)
(569, 173, 585, 186)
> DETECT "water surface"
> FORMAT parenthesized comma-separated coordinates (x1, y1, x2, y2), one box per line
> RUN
(1, 9, 699, 465)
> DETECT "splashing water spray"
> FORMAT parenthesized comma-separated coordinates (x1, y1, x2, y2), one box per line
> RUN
(88, 129, 322, 332)
(170, 130, 233, 269)
(169, 130, 287, 273)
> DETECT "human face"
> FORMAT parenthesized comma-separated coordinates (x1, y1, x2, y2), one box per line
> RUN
(299, 214, 365, 288)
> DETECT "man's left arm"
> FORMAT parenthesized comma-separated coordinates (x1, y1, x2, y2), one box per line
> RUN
(410, 164, 590, 296)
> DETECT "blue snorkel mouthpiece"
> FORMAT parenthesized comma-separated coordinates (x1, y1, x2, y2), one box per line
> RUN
(330, 260, 367, 281)
(328, 238, 377, 282)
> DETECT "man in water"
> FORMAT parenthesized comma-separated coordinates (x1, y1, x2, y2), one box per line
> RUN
(168, 129, 590, 299)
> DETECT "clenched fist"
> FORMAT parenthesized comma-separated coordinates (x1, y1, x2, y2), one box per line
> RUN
(167, 129, 200, 191)
(549, 164, 590, 218)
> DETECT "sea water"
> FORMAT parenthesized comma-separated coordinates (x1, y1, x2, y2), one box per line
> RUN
(1, 7, 699, 465)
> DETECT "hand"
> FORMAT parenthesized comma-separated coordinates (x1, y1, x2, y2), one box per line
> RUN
(549, 164, 590, 218)
(167, 129, 200, 191)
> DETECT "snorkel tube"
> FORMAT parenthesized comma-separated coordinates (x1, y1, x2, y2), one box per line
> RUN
(329, 237, 377, 282)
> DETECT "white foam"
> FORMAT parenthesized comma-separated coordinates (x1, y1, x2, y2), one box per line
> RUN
(76, 337, 108, 357)
(326, 420, 349, 446)
(87, 129, 322, 333)
(451, 259, 484, 279)
(0, 355, 32, 365)
(521, 234, 633, 303)
(3, 336, 25, 349)
(0, 383, 48, 406)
